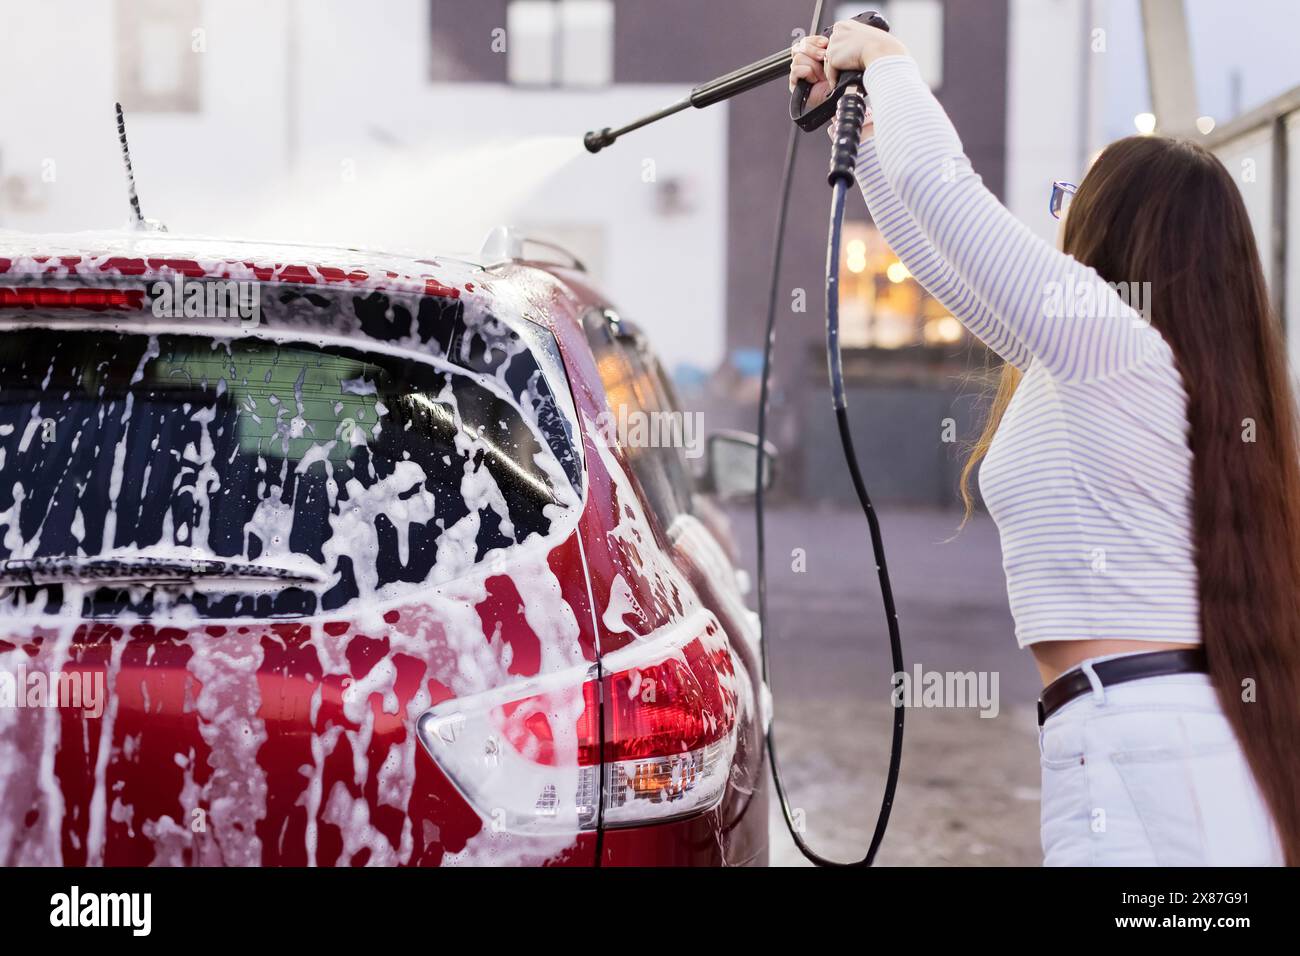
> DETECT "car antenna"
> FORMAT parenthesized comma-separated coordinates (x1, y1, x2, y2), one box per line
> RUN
(114, 102, 167, 232)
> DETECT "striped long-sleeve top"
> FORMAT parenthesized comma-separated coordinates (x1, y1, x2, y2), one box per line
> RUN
(855, 55, 1199, 647)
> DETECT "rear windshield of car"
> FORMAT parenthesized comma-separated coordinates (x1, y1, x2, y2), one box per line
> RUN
(0, 328, 580, 617)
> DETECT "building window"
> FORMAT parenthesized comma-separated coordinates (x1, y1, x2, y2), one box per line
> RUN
(834, 0, 943, 89)
(508, 0, 614, 87)
(838, 223, 962, 349)
(115, 0, 201, 113)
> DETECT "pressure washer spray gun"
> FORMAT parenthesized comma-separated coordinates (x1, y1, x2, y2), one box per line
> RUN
(583, 7, 905, 869)
(583, 10, 889, 158)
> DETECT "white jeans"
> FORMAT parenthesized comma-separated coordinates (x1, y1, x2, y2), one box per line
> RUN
(1039, 659, 1283, 866)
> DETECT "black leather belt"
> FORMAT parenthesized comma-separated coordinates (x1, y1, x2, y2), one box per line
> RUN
(1037, 648, 1208, 726)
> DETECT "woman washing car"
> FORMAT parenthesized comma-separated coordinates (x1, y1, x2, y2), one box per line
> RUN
(791, 18, 1300, 866)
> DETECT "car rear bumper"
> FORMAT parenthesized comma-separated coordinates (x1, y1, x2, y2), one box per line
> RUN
(597, 780, 769, 866)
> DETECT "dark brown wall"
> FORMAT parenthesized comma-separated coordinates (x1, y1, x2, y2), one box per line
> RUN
(937, 0, 1009, 197)
(429, 0, 510, 82)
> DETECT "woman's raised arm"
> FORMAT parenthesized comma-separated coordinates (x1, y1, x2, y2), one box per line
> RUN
(860, 52, 1155, 382)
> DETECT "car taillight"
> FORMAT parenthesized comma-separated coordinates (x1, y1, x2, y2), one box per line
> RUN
(416, 619, 744, 834)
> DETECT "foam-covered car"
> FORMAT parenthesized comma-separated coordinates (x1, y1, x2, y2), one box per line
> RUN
(0, 231, 770, 866)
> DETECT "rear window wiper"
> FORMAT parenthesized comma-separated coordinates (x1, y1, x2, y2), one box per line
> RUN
(0, 556, 325, 587)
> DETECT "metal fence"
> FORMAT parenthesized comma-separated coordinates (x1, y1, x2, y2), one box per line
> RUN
(1208, 85, 1300, 373)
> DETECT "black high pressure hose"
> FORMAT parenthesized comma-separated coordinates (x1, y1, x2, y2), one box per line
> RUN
(756, 74, 905, 865)
(578, 2, 903, 866)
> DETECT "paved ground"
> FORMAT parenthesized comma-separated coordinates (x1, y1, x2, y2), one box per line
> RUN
(725, 504, 1045, 866)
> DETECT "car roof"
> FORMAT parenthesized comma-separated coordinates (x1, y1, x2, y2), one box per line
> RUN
(0, 229, 606, 379)
(0, 230, 486, 300)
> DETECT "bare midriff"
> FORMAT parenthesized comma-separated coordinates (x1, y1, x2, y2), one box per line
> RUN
(1031, 639, 1199, 685)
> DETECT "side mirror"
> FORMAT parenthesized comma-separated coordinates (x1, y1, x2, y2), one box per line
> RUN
(701, 430, 777, 501)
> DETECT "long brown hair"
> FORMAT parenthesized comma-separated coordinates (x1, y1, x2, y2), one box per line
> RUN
(962, 135, 1300, 864)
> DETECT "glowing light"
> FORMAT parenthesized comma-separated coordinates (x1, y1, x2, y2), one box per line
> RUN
(924, 315, 963, 345)
(1196, 115, 1216, 135)
(885, 260, 910, 284)
(846, 238, 868, 274)
(1134, 112, 1157, 135)
(872, 314, 913, 349)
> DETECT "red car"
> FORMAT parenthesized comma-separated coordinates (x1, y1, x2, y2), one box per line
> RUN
(0, 231, 770, 867)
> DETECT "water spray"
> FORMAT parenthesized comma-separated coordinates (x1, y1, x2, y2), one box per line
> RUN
(582, 7, 904, 868)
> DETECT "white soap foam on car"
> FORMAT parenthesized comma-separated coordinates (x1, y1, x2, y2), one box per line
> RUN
(0, 258, 599, 866)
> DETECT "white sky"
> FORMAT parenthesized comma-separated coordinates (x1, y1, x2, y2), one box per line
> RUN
(1100, 0, 1300, 139)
